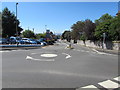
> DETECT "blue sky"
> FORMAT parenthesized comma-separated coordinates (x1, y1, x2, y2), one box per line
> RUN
(2, 2, 118, 34)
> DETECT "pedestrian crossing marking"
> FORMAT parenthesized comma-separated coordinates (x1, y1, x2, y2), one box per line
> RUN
(114, 76, 120, 82)
(98, 80, 120, 88)
(81, 85, 98, 88)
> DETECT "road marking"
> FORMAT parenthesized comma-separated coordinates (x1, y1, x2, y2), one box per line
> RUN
(81, 85, 98, 88)
(114, 76, 120, 81)
(31, 53, 36, 55)
(62, 53, 71, 59)
(92, 49, 117, 56)
(98, 80, 120, 88)
(26, 56, 55, 61)
(74, 49, 91, 53)
(0, 51, 10, 53)
(41, 54, 57, 58)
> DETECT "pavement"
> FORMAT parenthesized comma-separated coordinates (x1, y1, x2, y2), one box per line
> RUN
(95, 48, 119, 55)
(1, 41, 120, 89)
(75, 43, 119, 55)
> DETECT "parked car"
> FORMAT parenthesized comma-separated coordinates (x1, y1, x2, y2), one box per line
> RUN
(36, 38, 47, 45)
(22, 38, 37, 44)
(29, 39, 37, 44)
(9, 36, 24, 44)
(0, 38, 9, 44)
(35, 40, 41, 44)
(22, 38, 30, 44)
(41, 41, 47, 46)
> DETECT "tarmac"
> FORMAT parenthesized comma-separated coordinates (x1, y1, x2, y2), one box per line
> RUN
(0, 43, 119, 55)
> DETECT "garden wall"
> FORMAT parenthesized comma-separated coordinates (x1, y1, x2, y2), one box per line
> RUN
(76, 40, 120, 50)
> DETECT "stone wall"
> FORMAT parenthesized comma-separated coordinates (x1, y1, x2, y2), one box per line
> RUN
(76, 40, 120, 50)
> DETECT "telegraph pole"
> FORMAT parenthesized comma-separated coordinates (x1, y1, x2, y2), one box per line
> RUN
(16, 3, 18, 37)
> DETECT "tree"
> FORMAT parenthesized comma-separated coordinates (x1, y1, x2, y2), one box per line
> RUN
(71, 20, 95, 41)
(94, 13, 113, 40)
(36, 33, 46, 39)
(95, 13, 113, 25)
(2, 7, 23, 37)
(109, 15, 120, 40)
(22, 30, 35, 38)
(71, 21, 84, 40)
(83, 19, 96, 40)
(62, 31, 71, 42)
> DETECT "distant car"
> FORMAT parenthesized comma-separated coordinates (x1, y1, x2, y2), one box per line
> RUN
(9, 36, 16, 44)
(22, 38, 37, 44)
(41, 41, 47, 46)
(9, 36, 24, 44)
(35, 40, 41, 44)
(0, 38, 9, 44)
(29, 39, 37, 44)
(22, 38, 30, 44)
(36, 38, 47, 45)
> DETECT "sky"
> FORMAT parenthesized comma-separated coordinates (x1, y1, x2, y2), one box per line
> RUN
(1, 2, 119, 34)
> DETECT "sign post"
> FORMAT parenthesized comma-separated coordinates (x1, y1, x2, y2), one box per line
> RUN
(103, 33, 106, 50)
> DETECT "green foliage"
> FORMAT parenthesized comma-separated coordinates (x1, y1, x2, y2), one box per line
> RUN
(109, 15, 120, 40)
(80, 34, 87, 41)
(36, 33, 46, 39)
(71, 21, 84, 40)
(2, 7, 23, 37)
(71, 19, 95, 40)
(69, 13, 120, 41)
(95, 13, 113, 25)
(22, 30, 35, 38)
(94, 14, 113, 40)
(83, 19, 96, 40)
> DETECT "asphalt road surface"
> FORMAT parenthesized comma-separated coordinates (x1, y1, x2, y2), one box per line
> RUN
(2, 40, 119, 89)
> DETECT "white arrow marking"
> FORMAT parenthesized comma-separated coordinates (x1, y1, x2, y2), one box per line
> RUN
(26, 56, 54, 61)
(81, 85, 98, 88)
(114, 76, 120, 81)
(62, 53, 71, 59)
(26, 56, 33, 60)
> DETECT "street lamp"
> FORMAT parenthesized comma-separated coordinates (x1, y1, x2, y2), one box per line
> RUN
(16, 3, 18, 37)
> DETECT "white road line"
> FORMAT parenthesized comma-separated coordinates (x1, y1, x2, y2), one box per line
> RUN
(62, 53, 71, 59)
(41, 54, 57, 58)
(26, 56, 55, 61)
(92, 49, 117, 56)
(31, 53, 36, 55)
(74, 49, 91, 53)
(0, 51, 10, 53)
(98, 80, 120, 88)
(81, 85, 98, 88)
(114, 76, 120, 82)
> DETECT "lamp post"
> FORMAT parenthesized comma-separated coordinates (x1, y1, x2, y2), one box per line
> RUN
(16, 3, 18, 37)
(16, 3, 18, 46)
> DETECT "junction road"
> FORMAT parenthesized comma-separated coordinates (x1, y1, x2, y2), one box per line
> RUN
(2, 41, 119, 89)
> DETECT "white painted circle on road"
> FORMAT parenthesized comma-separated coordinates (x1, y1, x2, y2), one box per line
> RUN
(41, 54, 57, 58)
